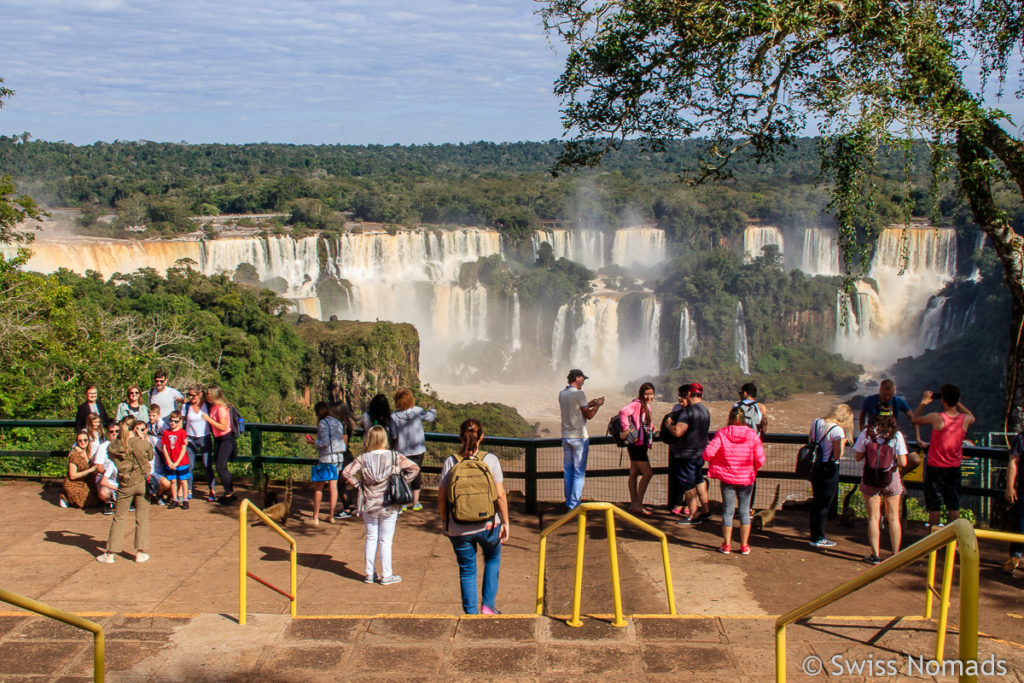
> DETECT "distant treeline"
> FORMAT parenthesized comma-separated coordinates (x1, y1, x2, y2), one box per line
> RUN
(3, 137, 1012, 246)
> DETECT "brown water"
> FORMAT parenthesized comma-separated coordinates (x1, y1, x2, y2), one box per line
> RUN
(428, 377, 845, 436)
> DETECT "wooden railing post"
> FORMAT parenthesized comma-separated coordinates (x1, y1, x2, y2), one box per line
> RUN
(524, 443, 537, 514)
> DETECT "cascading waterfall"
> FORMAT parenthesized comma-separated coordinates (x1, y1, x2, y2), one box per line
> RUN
(550, 303, 570, 368)
(734, 301, 750, 374)
(744, 225, 784, 263)
(610, 228, 667, 268)
(568, 297, 622, 380)
(677, 305, 698, 364)
(531, 229, 606, 269)
(203, 236, 320, 297)
(800, 228, 841, 276)
(510, 291, 522, 352)
(835, 226, 957, 369)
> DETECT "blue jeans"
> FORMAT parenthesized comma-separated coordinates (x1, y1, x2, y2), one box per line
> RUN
(562, 438, 589, 509)
(449, 524, 502, 614)
(721, 483, 753, 527)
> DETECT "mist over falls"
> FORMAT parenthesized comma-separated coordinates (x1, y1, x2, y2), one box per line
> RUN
(4, 222, 977, 386)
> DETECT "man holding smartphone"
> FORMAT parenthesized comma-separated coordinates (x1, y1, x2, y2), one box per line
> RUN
(912, 384, 975, 527)
(559, 369, 604, 510)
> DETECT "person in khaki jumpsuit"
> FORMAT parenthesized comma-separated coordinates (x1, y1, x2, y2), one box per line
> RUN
(97, 417, 153, 564)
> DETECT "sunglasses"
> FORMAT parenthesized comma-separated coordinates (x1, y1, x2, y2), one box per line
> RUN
(129, 391, 140, 395)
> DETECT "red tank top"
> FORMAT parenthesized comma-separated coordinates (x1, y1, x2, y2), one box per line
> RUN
(927, 413, 966, 468)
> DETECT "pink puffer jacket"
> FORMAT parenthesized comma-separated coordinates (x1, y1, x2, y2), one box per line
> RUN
(702, 424, 765, 485)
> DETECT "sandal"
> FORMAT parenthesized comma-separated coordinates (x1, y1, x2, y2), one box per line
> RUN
(670, 507, 683, 515)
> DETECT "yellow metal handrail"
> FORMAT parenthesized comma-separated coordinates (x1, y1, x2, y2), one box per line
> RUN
(536, 501, 676, 627)
(774, 519, 980, 683)
(926, 527, 1024, 661)
(0, 588, 105, 682)
(239, 499, 297, 625)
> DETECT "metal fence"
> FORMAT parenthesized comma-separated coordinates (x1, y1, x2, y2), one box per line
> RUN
(0, 420, 1012, 520)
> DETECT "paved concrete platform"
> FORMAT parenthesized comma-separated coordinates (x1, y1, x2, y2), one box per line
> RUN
(1, 481, 1023, 680)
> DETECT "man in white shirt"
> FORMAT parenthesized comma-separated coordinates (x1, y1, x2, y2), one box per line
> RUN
(558, 369, 604, 510)
(148, 370, 183, 417)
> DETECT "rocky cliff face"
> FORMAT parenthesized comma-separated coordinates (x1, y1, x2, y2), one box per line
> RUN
(296, 319, 421, 411)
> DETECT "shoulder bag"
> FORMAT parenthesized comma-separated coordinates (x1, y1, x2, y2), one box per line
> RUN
(387, 450, 415, 507)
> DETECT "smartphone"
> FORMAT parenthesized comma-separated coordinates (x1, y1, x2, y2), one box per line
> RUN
(931, 391, 942, 400)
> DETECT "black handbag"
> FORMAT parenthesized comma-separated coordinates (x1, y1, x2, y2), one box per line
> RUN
(387, 450, 414, 507)
(796, 424, 837, 480)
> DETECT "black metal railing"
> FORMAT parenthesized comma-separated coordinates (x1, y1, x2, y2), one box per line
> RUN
(0, 420, 1011, 519)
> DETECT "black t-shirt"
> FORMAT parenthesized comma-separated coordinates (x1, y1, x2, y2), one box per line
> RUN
(671, 402, 711, 456)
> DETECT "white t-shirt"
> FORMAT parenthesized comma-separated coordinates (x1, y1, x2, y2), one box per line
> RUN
(810, 418, 846, 463)
(853, 429, 908, 468)
(148, 386, 183, 418)
(97, 459, 118, 489)
(559, 386, 589, 439)
(186, 403, 210, 438)
(92, 441, 111, 467)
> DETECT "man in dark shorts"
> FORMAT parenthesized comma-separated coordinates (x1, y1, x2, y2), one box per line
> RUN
(911, 384, 974, 527)
(664, 383, 712, 526)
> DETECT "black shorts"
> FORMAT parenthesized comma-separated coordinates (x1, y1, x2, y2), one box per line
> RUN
(924, 465, 962, 512)
(673, 454, 704, 491)
(626, 444, 650, 463)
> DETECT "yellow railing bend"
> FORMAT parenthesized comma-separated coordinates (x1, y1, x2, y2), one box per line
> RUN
(239, 499, 297, 625)
(536, 501, 676, 627)
(927, 527, 1024, 662)
(0, 588, 104, 682)
(774, 518, 980, 683)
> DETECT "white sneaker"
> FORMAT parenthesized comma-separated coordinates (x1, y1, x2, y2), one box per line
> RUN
(135, 552, 150, 563)
(96, 553, 115, 564)
(364, 575, 375, 584)
(380, 575, 402, 585)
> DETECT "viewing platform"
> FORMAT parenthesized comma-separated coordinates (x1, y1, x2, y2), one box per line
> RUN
(1, 482, 1022, 680)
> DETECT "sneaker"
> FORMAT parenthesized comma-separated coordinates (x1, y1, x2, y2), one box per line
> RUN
(135, 552, 150, 563)
(862, 554, 882, 566)
(809, 539, 837, 548)
(217, 494, 237, 506)
(187, 491, 193, 500)
(481, 605, 501, 615)
(206, 492, 218, 502)
(157, 498, 167, 506)
(167, 499, 178, 510)
(102, 503, 114, 516)
(739, 545, 751, 555)
(129, 504, 136, 512)
(696, 511, 713, 522)
(400, 506, 408, 512)
(59, 498, 69, 508)
(181, 500, 190, 511)
(676, 517, 700, 526)
(364, 575, 376, 584)
(411, 502, 423, 511)
(717, 543, 731, 554)
(380, 575, 402, 585)
(1003, 557, 1021, 576)
(96, 553, 115, 564)
(334, 510, 352, 519)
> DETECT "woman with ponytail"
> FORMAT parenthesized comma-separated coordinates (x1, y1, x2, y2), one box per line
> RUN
(438, 418, 510, 615)
(618, 382, 656, 515)
(97, 416, 153, 564)
(854, 414, 908, 565)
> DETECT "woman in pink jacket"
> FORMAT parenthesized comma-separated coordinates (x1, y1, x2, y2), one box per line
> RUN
(702, 406, 765, 554)
(618, 382, 655, 515)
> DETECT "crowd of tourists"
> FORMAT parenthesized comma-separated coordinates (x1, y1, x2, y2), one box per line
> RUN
(561, 369, 1022, 573)
(56, 368, 1021, 612)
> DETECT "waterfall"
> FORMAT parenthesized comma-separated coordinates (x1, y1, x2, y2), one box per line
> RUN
(677, 305, 698, 364)
(202, 236, 320, 296)
(531, 229, 606, 269)
(610, 228, 667, 268)
(744, 226, 784, 263)
(550, 303, 570, 367)
(801, 228, 841, 276)
(569, 297, 621, 380)
(734, 301, 750, 374)
(833, 226, 958, 369)
(1, 238, 202, 279)
(918, 295, 948, 350)
(969, 232, 985, 282)
(641, 297, 661, 369)
(510, 291, 522, 352)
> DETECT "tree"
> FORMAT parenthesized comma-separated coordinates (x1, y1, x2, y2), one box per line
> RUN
(0, 78, 43, 244)
(541, 1, 1024, 431)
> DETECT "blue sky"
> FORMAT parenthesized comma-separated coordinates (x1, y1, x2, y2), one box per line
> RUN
(0, 0, 567, 145)
(2, 1, 1022, 147)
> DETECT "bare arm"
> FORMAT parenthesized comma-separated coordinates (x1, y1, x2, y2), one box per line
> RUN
(496, 481, 510, 542)
(1008, 456, 1020, 504)
(581, 396, 604, 420)
(905, 411, 924, 446)
(911, 391, 943, 429)
(201, 406, 229, 432)
(831, 436, 845, 461)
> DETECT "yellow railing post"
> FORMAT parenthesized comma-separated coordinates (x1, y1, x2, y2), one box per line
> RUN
(536, 535, 547, 615)
(925, 547, 937, 619)
(604, 506, 626, 627)
(934, 540, 957, 660)
(958, 531, 981, 683)
(239, 501, 248, 625)
(775, 623, 787, 683)
(239, 499, 298, 625)
(0, 588, 105, 682)
(567, 509, 587, 627)
(536, 502, 676, 626)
